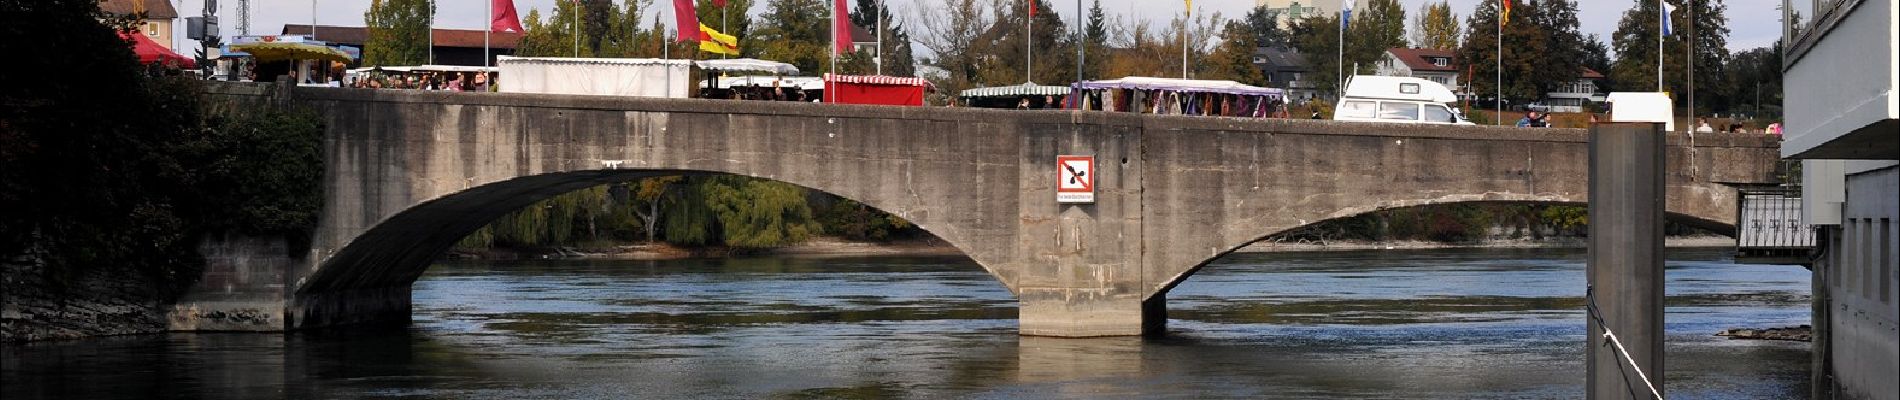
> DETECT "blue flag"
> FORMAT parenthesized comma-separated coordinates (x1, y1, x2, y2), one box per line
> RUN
(1341, 0, 1352, 30)
(1661, 1, 1675, 36)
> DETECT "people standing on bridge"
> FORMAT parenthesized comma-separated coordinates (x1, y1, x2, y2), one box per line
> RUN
(1516, 111, 1549, 128)
(1694, 118, 1715, 133)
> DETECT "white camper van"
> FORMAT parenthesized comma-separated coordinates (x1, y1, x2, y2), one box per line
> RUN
(1332, 75, 1473, 125)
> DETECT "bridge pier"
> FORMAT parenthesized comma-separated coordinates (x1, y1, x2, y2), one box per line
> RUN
(1017, 290, 1166, 337)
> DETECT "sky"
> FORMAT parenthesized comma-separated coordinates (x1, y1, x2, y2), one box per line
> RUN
(167, 0, 1784, 58)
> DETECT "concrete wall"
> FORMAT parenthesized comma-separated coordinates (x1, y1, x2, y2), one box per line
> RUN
(195, 83, 1781, 337)
(1819, 165, 1899, 400)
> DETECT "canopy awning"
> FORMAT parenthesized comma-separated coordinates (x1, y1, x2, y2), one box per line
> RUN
(1076, 77, 1282, 96)
(695, 58, 800, 75)
(229, 41, 353, 63)
(959, 83, 1071, 98)
(715, 76, 824, 90)
(349, 65, 498, 74)
(823, 73, 934, 89)
(120, 31, 195, 68)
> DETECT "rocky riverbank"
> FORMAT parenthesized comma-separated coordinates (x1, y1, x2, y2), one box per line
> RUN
(1, 252, 171, 343)
(1716, 325, 1813, 341)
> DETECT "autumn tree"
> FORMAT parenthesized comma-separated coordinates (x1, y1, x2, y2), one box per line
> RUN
(362, 0, 434, 66)
(1411, 0, 1460, 49)
(1455, 0, 1588, 105)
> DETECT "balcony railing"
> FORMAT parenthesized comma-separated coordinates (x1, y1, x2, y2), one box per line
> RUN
(1734, 186, 1817, 265)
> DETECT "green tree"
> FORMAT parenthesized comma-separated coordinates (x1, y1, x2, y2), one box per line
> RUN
(848, 0, 916, 76)
(1609, 0, 1730, 114)
(1723, 43, 1782, 119)
(363, 0, 434, 66)
(1203, 21, 1265, 86)
(701, 177, 820, 248)
(752, 0, 833, 74)
(1411, 0, 1460, 49)
(1080, 0, 1109, 80)
(1352, 0, 1407, 56)
(1288, 15, 1344, 95)
(1244, 5, 1288, 48)
(1580, 33, 1613, 91)
(1456, 0, 1587, 105)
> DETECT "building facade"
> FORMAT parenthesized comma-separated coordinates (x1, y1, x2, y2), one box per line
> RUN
(99, 0, 177, 50)
(1255, 46, 1319, 103)
(1541, 69, 1605, 112)
(1779, 0, 1899, 399)
(1253, 0, 1370, 29)
(1375, 48, 1461, 91)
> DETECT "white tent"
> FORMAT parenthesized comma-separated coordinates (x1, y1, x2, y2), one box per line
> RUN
(496, 56, 691, 98)
(694, 58, 800, 75)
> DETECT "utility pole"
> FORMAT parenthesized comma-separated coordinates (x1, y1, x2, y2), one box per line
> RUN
(237, 0, 250, 35)
(1686, 0, 1696, 129)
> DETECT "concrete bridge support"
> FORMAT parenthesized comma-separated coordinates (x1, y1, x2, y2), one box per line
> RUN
(1585, 123, 1667, 400)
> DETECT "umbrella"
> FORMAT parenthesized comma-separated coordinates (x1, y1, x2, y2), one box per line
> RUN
(228, 41, 353, 63)
(120, 31, 195, 68)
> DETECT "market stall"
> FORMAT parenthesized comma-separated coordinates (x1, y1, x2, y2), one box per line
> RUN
(1073, 77, 1286, 117)
(823, 74, 931, 106)
(497, 56, 691, 98)
(121, 31, 195, 68)
(957, 82, 1071, 108)
(226, 35, 357, 84)
(694, 58, 808, 100)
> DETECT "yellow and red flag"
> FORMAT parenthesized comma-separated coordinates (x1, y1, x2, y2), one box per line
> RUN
(698, 23, 739, 55)
(1501, 0, 1513, 25)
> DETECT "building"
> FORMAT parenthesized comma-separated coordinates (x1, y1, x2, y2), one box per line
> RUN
(849, 24, 878, 53)
(1541, 69, 1605, 113)
(1254, 46, 1319, 103)
(99, 0, 177, 50)
(1375, 48, 1461, 91)
(1777, 0, 1898, 399)
(1253, 0, 1370, 29)
(281, 24, 521, 66)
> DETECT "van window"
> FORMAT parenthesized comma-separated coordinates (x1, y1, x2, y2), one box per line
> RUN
(1378, 102, 1420, 120)
(1338, 101, 1377, 119)
(1400, 83, 1421, 94)
(1424, 104, 1455, 122)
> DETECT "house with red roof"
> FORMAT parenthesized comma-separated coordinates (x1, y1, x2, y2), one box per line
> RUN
(1377, 47, 1606, 112)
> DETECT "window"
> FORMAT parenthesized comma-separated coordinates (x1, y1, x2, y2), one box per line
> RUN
(1378, 102, 1420, 121)
(146, 23, 159, 37)
(1400, 83, 1420, 94)
(1424, 104, 1456, 123)
(1431, 57, 1447, 67)
(1338, 101, 1377, 119)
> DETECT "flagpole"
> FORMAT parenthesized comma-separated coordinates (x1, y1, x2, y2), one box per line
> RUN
(1495, 0, 1501, 125)
(485, 0, 491, 68)
(1028, 0, 1035, 83)
(1336, 5, 1343, 95)
(723, 2, 730, 59)
(1686, 0, 1695, 127)
(876, 0, 883, 75)
(1182, 5, 1190, 79)
(572, 0, 579, 57)
(428, 0, 436, 64)
(1657, 0, 1663, 91)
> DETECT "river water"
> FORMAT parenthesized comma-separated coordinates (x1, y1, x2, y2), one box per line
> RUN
(3, 247, 1811, 399)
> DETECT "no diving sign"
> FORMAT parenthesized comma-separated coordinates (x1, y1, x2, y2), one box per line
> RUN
(1057, 155, 1094, 204)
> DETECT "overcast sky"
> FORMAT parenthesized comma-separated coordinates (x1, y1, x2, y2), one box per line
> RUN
(168, 0, 1783, 57)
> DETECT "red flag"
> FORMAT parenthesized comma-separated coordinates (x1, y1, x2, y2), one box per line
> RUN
(491, 0, 525, 33)
(1029, 0, 1036, 17)
(674, 0, 705, 42)
(713, 0, 727, 7)
(832, 0, 852, 54)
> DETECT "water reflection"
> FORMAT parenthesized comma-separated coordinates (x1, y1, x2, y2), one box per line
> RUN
(2, 248, 1810, 399)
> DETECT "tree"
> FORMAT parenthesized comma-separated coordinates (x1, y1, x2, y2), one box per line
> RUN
(848, 0, 917, 76)
(969, 0, 1075, 86)
(1609, 0, 1731, 115)
(1203, 21, 1265, 86)
(1080, 0, 1109, 80)
(1411, 0, 1460, 49)
(1352, 0, 1407, 55)
(1723, 43, 1782, 119)
(1244, 5, 1288, 48)
(1456, 0, 1588, 106)
(1288, 15, 1344, 95)
(915, 0, 991, 97)
(1580, 33, 1612, 91)
(362, 0, 434, 66)
(751, 0, 833, 74)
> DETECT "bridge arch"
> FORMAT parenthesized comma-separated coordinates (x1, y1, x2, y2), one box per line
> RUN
(1144, 196, 1741, 303)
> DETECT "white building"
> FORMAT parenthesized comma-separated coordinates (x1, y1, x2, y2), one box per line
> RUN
(1374, 48, 1461, 92)
(1542, 69, 1605, 113)
(1779, 0, 1898, 398)
(1253, 0, 1371, 29)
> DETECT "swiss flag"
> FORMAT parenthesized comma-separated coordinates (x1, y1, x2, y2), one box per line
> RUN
(491, 0, 525, 33)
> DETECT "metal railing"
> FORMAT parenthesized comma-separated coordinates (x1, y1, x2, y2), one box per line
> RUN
(1734, 186, 1816, 264)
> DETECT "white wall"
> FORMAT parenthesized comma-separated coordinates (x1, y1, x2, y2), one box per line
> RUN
(1827, 165, 1899, 400)
(1782, 0, 1898, 158)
